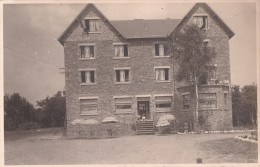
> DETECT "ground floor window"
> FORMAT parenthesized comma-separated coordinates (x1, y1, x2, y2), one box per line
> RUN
(80, 98, 98, 115)
(115, 97, 132, 113)
(155, 96, 172, 112)
(199, 93, 217, 109)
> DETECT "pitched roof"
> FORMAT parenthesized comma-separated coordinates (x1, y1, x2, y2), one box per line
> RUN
(110, 19, 181, 39)
(170, 3, 235, 39)
(58, 4, 125, 45)
(58, 3, 235, 45)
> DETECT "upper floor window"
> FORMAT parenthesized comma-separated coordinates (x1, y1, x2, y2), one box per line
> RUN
(84, 18, 100, 32)
(80, 69, 95, 84)
(182, 93, 190, 110)
(80, 45, 95, 59)
(155, 44, 168, 57)
(199, 93, 217, 109)
(193, 16, 208, 29)
(155, 67, 170, 81)
(115, 68, 130, 83)
(114, 44, 128, 58)
(209, 65, 217, 80)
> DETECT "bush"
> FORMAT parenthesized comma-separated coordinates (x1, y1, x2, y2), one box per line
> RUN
(161, 127, 171, 134)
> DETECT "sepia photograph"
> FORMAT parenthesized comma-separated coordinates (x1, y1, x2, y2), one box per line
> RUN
(1, 0, 259, 166)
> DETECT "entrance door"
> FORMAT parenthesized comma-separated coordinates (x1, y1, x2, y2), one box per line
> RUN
(137, 101, 150, 119)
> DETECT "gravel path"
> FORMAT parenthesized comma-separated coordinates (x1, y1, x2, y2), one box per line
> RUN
(4, 130, 258, 165)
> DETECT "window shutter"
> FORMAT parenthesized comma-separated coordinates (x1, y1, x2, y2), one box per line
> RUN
(125, 70, 129, 82)
(155, 44, 159, 56)
(116, 70, 120, 82)
(90, 46, 94, 58)
(124, 45, 128, 57)
(90, 71, 95, 83)
(165, 68, 169, 80)
(80, 71, 85, 83)
(85, 20, 90, 31)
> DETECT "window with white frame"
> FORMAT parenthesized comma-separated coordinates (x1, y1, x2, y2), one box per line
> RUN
(115, 97, 132, 113)
(80, 70, 95, 84)
(193, 16, 208, 29)
(182, 93, 190, 110)
(155, 44, 168, 57)
(114, 44, 128, 58)
(85, 19, 100, 32)
(155, 67, 169, 81)
(115, 69, 130, 83)
(155, 96, 172, 112)
(80, 45, 94, 58)
(80, 98, 98, 115)
(199, 93, 217, 109)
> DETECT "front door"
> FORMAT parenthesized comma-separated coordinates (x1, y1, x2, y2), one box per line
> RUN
(137, 101, 150, 119)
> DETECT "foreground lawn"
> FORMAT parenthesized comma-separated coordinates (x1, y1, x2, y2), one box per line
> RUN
(4, 129, 258, 165)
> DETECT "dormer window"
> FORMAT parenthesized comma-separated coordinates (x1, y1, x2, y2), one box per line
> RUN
(155, 44, 168, 57)
(193, 16, 208, 29)
(84, 18, 100, 32)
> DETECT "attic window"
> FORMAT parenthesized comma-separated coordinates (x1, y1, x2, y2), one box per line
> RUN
(193, 16, 208, 29)
(84, 19, 100, 32)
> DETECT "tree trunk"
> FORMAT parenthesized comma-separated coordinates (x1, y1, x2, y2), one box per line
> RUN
(250, 111, 256, 129)
(194, 77, 199, 132)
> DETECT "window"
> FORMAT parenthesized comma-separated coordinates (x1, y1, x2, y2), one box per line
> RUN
(224, 93, 228, 109)
(115, 97, 132, 113)
(80, 70, 95, 84)
(182, 94, 190, 110)
(155, 96, 172, 112)
(115, 69, 130, 83)
(155, 44, 168, 57)
(114, 45, 128, 58)
(80, 45, 94, 58)
(193, 16, 208, 29)
(199, 93, 217, 109)
(85, 19, 99, 32)
(80, 98, 98, 115)
(155, 68, 169, 81)
(209, 65, 217, 80)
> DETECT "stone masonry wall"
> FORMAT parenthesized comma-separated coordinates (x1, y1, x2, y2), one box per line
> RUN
(63, 6, 175, 136)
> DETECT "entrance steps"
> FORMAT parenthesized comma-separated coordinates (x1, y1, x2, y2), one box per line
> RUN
(136, 120, 154, 135)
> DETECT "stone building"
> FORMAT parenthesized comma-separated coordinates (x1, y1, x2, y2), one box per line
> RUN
(58, 3, 234, 137)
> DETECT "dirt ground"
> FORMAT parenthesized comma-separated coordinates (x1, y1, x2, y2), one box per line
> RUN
(4, 128, 258, 165)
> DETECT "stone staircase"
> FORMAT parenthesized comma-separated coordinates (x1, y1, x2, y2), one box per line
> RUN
(136, 120, 155, 135)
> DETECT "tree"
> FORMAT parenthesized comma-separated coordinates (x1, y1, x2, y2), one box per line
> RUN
(232, 85, 242, 126)
(4, 93, 35, 130)
(36, 91, 66, 127)
(241, 84, 257, 128)
(172, 24, 217, 131)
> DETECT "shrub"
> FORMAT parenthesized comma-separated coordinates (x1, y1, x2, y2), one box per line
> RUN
(161, 127, 171, 135)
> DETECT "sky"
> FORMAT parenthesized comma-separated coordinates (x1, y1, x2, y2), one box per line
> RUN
(3, 2, 257, 106)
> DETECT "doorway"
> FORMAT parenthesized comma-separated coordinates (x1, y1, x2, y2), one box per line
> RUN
(137, 101, 150, 119)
